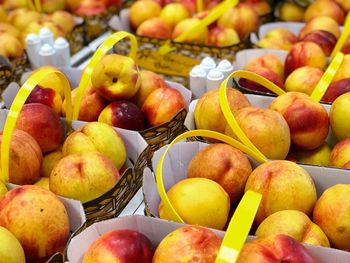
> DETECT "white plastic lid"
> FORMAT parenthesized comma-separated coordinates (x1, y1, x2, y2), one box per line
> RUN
(200, 57, 216, 69)
(39, 27, 53, 37)
(207, 69, 224, 80)
(54, 37, 69, 49)
(190, 65, 207, 77)
(217, 59, 234, 71)
(39, 44, 55, 56)
(25, 33, 40, 44)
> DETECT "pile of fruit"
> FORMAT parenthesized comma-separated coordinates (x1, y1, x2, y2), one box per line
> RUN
(194, 87, 350, 169)
(81, 226, 317, 262)
(128, 0, 268, 46)
(276, 0, 349, 24)
(238, 52, 350, 103)
(27, 54, 187, 131)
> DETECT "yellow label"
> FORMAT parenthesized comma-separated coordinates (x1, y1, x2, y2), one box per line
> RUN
(136, 50, 200, 77)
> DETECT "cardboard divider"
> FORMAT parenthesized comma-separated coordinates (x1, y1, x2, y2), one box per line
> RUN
(66, 215, 350, 263)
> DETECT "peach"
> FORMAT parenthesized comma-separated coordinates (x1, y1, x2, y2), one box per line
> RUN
(333, 54, 350, 82)
(159, 178, 230, 229)
(245, 53, 285, 80)
(299, 16, 340, 39)
(313, 184, 350, 250)
(245, 160, 317, 224)
(131, 70, 167, 108)
(336, 0, 350, 11)
(187, 143, 252, 203)
(31, 66, 65, 98)
(0, 33, 24, 59)
(237, 234, 316, 263)
(342, 37, 350, 54)
(65, 0, 83, 12)
(159, 3, 191, 28)
(217, 3, 259, 40)
(258, 28, 299, 51)
(48, 10, 75, 33)
(34, 177, 50, 190)
(256, 210, 330, 247)
(278, 1, 305, 22)
(75, 0, 107, 16)
(22, 20, 64, 41)
(194, 88, 250, 134)
(330, 92, 350, 141)
(153, 225, 221, 263)
(284, 41, 326, 77)
(225, 107, 291, 160)
(322, 78, 350, 103)
(304, 0, 345, 24)
(129, 0, 161, 29)
(285, 66, 324, 95)
(91, 54, 141, 101)
(98, 101, 145, 131)
(16, 103, 65, 153)
(0, 185, 69, 260)
(245, 0, 271, 16)
(302, 30, 337, 57)
(207, 26, 240, 47)
(62, 86, 106, 122)
(330, 138, 350, 168)
(3, 0, 28, 10)
(26, 86, 62, 115)
(62, 122, 127, 170)
(292, 142, 331, 166)
(83, 230, 153, 263)
(172, 18, 208, 44)
(0, 226, 25, 263)
(50, 152, 119, 202)
(136, 17, 172, 39)
(0, 129, 42, 185)
(41, 149, 62, 177)
(239, 66, 285, 93)
(270, 92, 329, 150)
(0, 22, 20, 39)
(141, 87, 186, 127)
(8, 8, 40, 31)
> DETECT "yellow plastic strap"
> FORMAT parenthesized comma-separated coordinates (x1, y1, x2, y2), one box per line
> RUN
(27, 0, 36, 10)
(233, 70, 285, 96)
(197, 0, 203, 12)
(156, 129, 267, 223)
(72, 31, 138, 120)
(159, 0, 238, 55)
(310, 52, 344, 102)
(215, 190, 262, 263)
(219, 71, 273, 162)
(34, 0, 42, 12)
(330, 12, 350, 60)
(0, 69, 72, 183)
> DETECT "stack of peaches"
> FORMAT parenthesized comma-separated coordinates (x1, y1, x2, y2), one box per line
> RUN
(81, 223, 317, 262)
(0, 5, 77, 61)
(277, 0, 349, 24)
(27, 54, 187, 131)
(238, 52, 350, 103)
(128, 0, 268, 46)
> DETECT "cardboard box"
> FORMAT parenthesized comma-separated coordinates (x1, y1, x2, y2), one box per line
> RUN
(66, 214, 350, 263)
(4, 181, 86, 263)
(108, 9, 251, 86)
(7, 67, 192, 152)
(0, 84, 150, 225)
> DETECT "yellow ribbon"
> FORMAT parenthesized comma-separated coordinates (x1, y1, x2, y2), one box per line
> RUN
(159, 0, 238, 55)
(27, 0, 36, 11)
(0, 68, 72, 183)
(215, 190, 262, 263)
(196, 0, 203, 12)
(72, 31, 138, 121)
(34, 0, 42, 12)
(310, 52, 344, 102)
(155, 129, 263, 262)
(26, 0, 42, 12)
(330, 12, 350, 60)
(220, 70, 280, 162)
